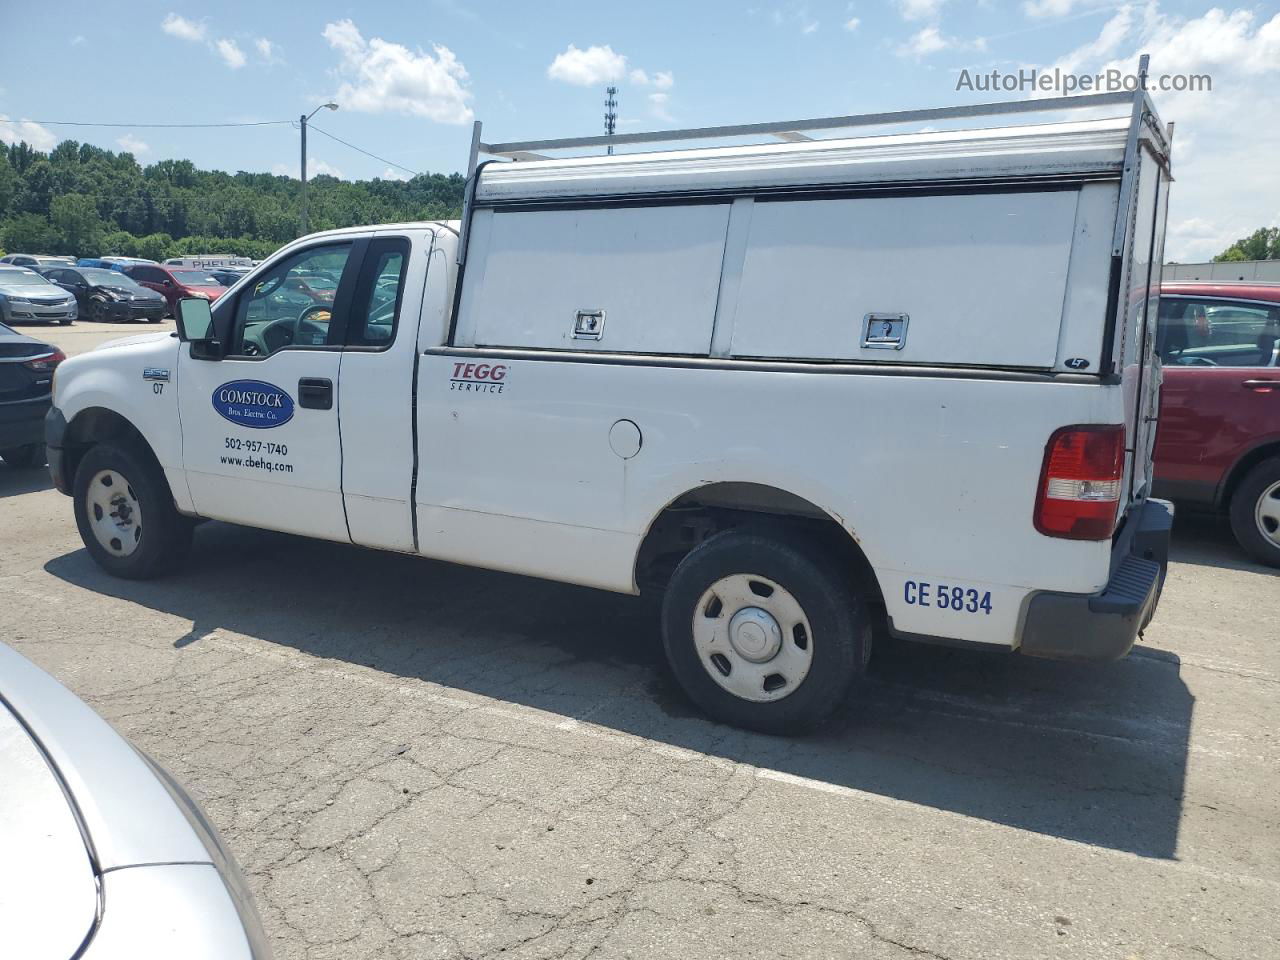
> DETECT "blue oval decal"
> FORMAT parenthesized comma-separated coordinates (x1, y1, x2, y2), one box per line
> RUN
(212, 379, 295, 429)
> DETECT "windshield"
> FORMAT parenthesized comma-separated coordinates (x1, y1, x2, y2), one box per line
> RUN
(0, 270, 53, 286)
(173, 270, 220, 285)
(80, 269, 143, 289)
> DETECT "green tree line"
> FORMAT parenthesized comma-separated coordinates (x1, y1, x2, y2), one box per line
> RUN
(0, 139, 465, 261)
(1213, 227, 1280, 263)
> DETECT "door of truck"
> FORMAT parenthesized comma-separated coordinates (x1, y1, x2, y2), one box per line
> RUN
(176, 239, 366, 541)
(334, 229, 438, 552)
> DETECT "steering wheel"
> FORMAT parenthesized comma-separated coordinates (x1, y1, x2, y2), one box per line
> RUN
(294, 304, 332, 346)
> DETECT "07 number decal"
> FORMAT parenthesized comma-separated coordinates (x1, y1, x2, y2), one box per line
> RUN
(904, 581, 993, 615)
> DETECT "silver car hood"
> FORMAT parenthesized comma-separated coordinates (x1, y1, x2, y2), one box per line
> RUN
(0, 701, 98, 960)
(0, 644, 211, 870)
(0, 283, 68, 298)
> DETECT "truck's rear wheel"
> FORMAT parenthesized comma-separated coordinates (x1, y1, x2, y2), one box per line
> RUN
(73, 443, 192, 579)
(1229, 458, 1280, 568)
(661, 529, 869, 734)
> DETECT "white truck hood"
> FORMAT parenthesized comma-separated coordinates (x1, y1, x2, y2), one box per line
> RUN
(0, 701, 98, 960)
(94, 331, 176, 352)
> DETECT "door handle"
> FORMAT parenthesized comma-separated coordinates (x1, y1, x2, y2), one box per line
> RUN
(1241, 379, 1280, 391)
(297, 377, 333, 410)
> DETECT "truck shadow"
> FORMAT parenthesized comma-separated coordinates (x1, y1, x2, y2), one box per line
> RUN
(0, 464, 53, 498)
(45, 520, 1194, 860)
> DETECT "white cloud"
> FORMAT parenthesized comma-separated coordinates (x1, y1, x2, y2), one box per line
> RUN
(652, 70, 674, 89)
(322, 19, 473, 124)
(70, 35, 86, 46)
(161, 13, 206, 42)
(0, 116, 56, 152)
(214, 37, 246, 69)
(547, 44, 628, 86)
(1051, 6, 1134, 74)
(898, 25, 952, 57)
(648, 91, 674, 122)
(844, 17, 861, 31)
(629, 68, 649, 85)
(895, 0, 946, 22)
(116, 135, 150, 154)
(380, 167, 412, 182)
(254, 37, 280, 63)
(771, 3, 819, 34)
(1023, 0, 1077, 18)
(272, 159, 345, 180)
(1035, 4, 1280, 261)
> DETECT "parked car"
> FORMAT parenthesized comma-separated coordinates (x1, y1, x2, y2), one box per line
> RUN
(0, 642, 270, 959)
(47, 77, 1176, 734)
(0, 266, 78, 326)
(0, 254, 75, 268)
(123, 264, 225, 316)
(0, 321, 63, 468)
(40, 266, 166, 323)
(1154, 282, 1280, 566)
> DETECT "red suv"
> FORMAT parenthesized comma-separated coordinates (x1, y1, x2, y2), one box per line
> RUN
(1154, 282, 1280, 565)
(123, 264, 225, 316)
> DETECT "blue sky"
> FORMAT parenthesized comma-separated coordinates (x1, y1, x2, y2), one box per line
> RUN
(3, 0, 1278, 259)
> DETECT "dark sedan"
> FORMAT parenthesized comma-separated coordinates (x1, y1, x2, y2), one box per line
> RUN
(39, 266, 167, 323)
(0, 321, 64, 468)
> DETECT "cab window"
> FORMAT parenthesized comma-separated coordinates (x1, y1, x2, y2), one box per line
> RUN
(229, 244, 352, 358)
(1157, 297, 1280, 367)
(347, 238, 410, 348)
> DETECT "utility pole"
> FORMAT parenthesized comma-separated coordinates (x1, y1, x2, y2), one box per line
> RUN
(299, 102, 339, 237)
(604, 86, 618, 156)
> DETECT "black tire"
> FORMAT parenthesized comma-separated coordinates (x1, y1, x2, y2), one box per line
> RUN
(661, 529, 869, 734)
(59, 318, 74, 326)
(0, 443, 45, 468)
(89, 300, 109, 324)
(1228, 458, 1280, 568)
(72, 442, 193, 579)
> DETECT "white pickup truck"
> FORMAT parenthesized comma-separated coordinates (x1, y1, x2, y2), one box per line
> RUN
(47, 72, 1175, 733)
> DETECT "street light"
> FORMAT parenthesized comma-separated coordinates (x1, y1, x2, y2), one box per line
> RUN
(299, 102, 339, 236)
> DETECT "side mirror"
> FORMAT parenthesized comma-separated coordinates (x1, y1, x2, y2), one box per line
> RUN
(175, 297, 220, 359)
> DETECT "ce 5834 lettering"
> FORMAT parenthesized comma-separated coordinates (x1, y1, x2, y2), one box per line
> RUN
(904, 580, 993, 615)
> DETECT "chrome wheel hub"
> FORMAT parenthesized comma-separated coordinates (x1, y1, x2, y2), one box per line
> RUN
(1256, 480, 1280, 547)
(86, 469, 143, 557)
(692, 574, 813, 703)
(727, 606, 783, 663)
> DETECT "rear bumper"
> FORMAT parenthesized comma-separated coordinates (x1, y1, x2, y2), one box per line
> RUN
(1019, 498, 1174, 661)
(0, 396, 50, 449)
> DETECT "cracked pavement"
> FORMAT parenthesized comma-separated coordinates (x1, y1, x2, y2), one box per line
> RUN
(2, 444, 1278, 959)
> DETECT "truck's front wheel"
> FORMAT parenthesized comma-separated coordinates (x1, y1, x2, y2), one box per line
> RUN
(73, 443, 192, 579)
(661, 529, 870, 734)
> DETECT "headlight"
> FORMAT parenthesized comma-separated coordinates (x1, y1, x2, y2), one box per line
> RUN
(7, 295, 30, 304)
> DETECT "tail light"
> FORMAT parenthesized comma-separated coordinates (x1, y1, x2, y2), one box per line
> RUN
(1034, 425, 1125, 540)
(23, 348, 65, 373)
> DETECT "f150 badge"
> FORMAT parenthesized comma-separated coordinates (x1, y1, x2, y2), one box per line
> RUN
(212, 380, 295, 429)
